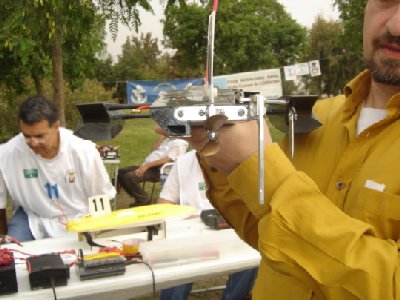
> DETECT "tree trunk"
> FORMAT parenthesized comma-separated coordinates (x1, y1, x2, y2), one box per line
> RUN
(52, 42, 66, 126)
(31, 71, 43, 96)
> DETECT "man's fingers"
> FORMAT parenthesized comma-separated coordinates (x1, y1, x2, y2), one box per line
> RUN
(187, 126, 210, 151)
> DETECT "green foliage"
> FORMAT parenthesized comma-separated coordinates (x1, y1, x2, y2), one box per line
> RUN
(333, 0, 366, 84)
(0, 1, 50, 94)
(0, 1, 105, 94)
(62, 13, 106, 90)
(303, 16, 344, 96)
(0, 80, 115, 143)
(163, 4, 209, 77)
(334, 0, 365, 52)
(0, 89, 27, 143)
(166, 0, 187, 9)
(288, 1, 367, 96)
(100, 33, 170, 102)
(0, 0, 154, 127)
(92, 55, 115, 88)
(63, 80, 117, 131)
(98, 0, 153, 41)
(216, 0, 307, 73)
(163, 0, 307, 77)
(114, 33, 161, 80)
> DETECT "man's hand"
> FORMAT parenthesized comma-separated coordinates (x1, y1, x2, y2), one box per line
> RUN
(134, 164, 149, 177)
(189, 120, 272, 175)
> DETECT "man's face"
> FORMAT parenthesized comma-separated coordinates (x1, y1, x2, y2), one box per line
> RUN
(20, 119, 60, 158)
(364, 0, 400, 85)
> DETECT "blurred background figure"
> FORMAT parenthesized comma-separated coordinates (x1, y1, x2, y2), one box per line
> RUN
(118, 127, 188, 206)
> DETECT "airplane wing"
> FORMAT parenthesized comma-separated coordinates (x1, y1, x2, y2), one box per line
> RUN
(66, 203, 196, 233)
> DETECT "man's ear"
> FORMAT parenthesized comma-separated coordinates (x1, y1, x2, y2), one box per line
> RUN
(52, 120, 61, 129)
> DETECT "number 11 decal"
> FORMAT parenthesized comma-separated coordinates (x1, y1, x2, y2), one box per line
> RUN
(44, 183, 59, 199)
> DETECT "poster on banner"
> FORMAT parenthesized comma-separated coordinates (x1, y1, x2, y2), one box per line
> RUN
(284, 65, 297, 81)
(309, 60, 321, 77)
(215, 68, 282, 98)
(295, 63, 310, 76)
(126, 78, 204, 104)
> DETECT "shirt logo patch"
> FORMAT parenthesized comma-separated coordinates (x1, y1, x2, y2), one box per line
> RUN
(23, 169, 38, 179)
(65, 169, 76, 183)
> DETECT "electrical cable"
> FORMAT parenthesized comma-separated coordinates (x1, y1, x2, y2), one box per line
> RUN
(126, 260, 156, 300)
(50, 277, 57, 300)
(54, 197, 69, 226)
(82, 232, 105, 248)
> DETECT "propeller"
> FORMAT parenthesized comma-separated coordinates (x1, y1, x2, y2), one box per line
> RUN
(199, 114, 228, 156)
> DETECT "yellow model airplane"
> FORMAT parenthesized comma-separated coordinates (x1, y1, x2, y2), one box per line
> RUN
(67, 203, 196, 246)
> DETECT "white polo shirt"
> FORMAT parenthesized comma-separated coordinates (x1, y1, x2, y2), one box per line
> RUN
(0, 128, 116, 239)
(143, 138, 188, 164)
(159, 150, 213, 214)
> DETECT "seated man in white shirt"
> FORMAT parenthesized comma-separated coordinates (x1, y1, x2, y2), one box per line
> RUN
(118, 127, 188, 206)
(159, 150, 258, 300)
(0, 95, 116, 241)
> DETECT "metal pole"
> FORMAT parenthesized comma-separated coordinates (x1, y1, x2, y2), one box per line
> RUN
(257, 95, 265, 205)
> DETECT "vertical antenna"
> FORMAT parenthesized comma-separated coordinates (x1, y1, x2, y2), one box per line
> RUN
(205, 0, 218, 115)
(209, 11, 215, 105)
(288, 106, 296, 158)
(257, 95, 265, 205)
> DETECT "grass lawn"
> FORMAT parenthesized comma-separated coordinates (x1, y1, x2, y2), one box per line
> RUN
(101, 118, 162, 168)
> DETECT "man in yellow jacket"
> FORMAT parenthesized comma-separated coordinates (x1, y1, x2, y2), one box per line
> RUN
(188, 1, 400, 299)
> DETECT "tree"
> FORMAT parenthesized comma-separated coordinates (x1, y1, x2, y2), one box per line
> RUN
(0, 0, 153, 126)
(111, 32, 165, 100)
(163, 3, 208, 77)
(114, 33, 161, 80)
(163, 0, 307, 77)
(92, 54, 116, 90)
(303, 16, 343, 96)
(0, 1, 50, 97)
(333, 0, 366, 85)
(0, 1, 106, 125)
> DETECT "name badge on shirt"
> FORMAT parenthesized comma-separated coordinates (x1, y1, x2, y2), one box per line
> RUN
(198, 182, 207, 191)
(23, 169, 38, 179)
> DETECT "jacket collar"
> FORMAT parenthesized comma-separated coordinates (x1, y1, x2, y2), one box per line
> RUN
(342, 70, 371, 123)
(343, 70, 400, 121)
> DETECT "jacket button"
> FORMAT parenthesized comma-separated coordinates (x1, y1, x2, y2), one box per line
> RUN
(336, 181, 345, 190)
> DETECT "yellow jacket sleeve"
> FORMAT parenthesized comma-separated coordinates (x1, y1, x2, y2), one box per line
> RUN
(198, 156, 259, 249)
(202, 143, 400, 299)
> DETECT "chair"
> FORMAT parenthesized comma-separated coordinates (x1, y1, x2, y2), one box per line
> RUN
(141, 162, 175, 202)
(141, 178, 159, 203)
(160, 162, 175, 185)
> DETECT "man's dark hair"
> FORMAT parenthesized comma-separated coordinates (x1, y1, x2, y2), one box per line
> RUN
(18, 95, 59, 125)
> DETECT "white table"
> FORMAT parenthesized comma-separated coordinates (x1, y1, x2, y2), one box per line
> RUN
(3, 218, 260, 300)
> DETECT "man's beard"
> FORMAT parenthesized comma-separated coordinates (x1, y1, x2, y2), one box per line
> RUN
(364, 32, 400, 86)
